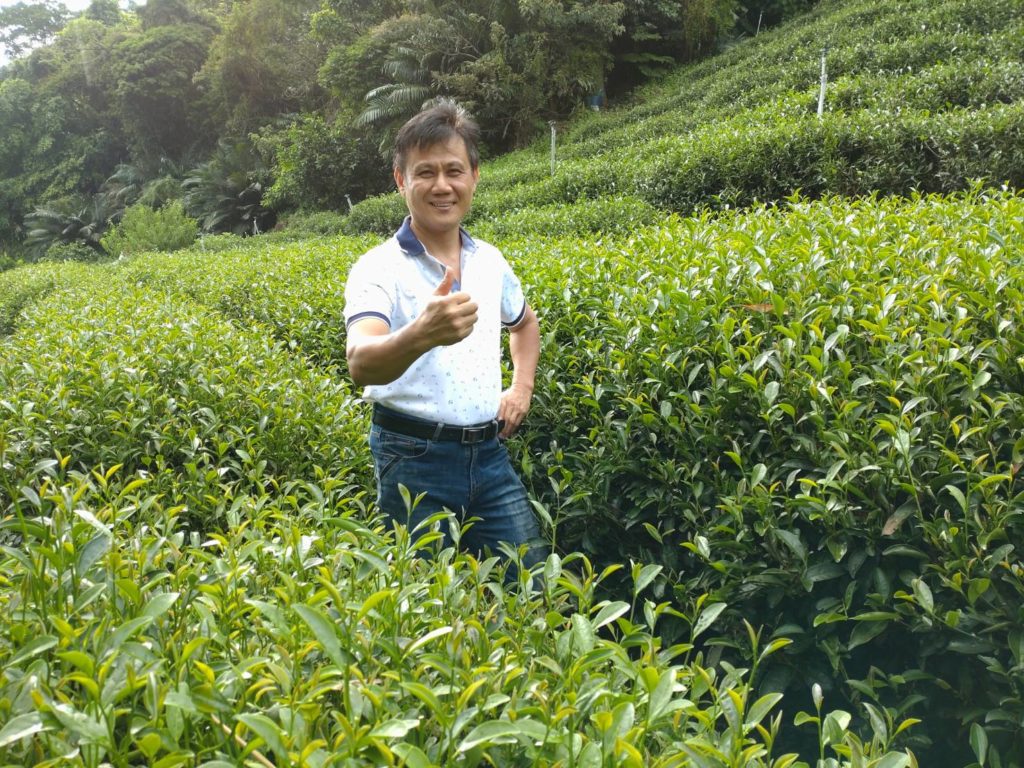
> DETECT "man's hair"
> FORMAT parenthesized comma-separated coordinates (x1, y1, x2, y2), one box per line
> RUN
(393, 100, 481, 173)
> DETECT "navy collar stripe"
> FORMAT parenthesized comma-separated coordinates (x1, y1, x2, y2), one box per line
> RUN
(395, 215, 476, 257)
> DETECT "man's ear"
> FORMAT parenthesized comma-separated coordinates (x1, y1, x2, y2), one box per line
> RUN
(393, 165, 405, 192)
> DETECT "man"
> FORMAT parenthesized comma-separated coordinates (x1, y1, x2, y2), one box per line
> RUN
(343, 101, 544, 570)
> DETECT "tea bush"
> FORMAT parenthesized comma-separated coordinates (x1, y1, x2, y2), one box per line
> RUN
(0, 469, 916, 767)
(0, 261, 99, 335)
(0, 236, 924, 767)
(2, 0, 1023, 760)
(277, 209, 350, 237)
(116, 235, 375, 372)
(472, 197, 663, 241)
(40, 242, 107, 264)
(341, 194, 407, 237)
(0, 277, 371, 528)
(3, 187, 1018, 763)
(508, 188, 1024, 765)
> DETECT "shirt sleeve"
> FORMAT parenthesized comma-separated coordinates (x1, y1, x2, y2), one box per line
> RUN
(498, 252, 527, 328)
(344, 252, 394, 329)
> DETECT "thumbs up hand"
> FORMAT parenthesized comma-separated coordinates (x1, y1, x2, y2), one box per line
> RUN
(417, 267, 477, 347)
(433, 267, 455, 296)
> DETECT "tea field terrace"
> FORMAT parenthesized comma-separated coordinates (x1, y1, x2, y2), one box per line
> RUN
(2, 187, 1023, 764)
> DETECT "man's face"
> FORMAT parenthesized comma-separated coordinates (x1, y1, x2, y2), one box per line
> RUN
(394, 136, 479, 239)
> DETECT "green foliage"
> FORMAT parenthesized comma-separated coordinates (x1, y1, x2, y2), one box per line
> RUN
(256, 112, 392, 213)
(277, 209, 350, 237)
(0, 260, 917, 763)
(0, 252, 21, 273)
(184, 139, 276, 235)
(507, 189, 1024, 765)
(738, 0, 819, 34)
(471, 196, 662, 240)
(0, 0, 69, 59)
(353, 15, 440, 146)
(22, 197, 114, 257)
(195, 0, 325, 135)
(348, 0, 1024, 235)
(99, 160, 187, 213)
(3, 0, 1024, 762)
(0, 196, 963, 765)
(0, 259, 96, 334)
(109, 21, 216, 166)
(616, 0, 740, 75)
(341, 191, 408, 236)
(40, 241, 107, 263)
(0, 465, 913, 766)
(0, 22, 124, 248)
(100, 201, 198, 257)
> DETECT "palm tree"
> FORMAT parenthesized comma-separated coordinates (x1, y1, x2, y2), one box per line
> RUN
(183, 139, 275, 235)
(101, 159, 187, 214)
(23, 196, 116, 256)
(356, 46, 438, 155)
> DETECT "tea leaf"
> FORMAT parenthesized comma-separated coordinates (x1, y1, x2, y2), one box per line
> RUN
(971, 723, 989, 765)
(142, 592, 180, 621)
(370, 718, 420, 739)
(293, 603, 350, 668)
(459, 718, 547, 751)
(592, 601, 630, 630)
(692, 602, 727, 640)
(0, 712, 48, 748)
(7, 635, 57, 667)
(236, 713, 290, 763)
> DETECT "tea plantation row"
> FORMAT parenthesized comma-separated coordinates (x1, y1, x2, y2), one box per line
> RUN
(343, 0, 1024, 236)
(3, 188, 1021, 764)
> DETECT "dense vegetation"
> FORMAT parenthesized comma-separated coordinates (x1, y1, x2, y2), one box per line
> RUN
(3, 194, 969, 767)
(0, 0, 773, 262)
(2, 0, 1024, 764)
(344, 0, 1024, 234)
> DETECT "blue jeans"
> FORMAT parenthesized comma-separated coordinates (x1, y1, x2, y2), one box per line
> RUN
(369, 418, 545, 571)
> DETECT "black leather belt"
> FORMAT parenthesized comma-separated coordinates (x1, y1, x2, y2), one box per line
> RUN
(372, 405, 502, 444)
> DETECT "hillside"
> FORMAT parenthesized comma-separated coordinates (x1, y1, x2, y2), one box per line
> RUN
(344, 0, 1023, 235)
(2, 0, 1024, 764)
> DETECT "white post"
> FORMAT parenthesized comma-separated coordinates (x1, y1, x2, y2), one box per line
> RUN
(817, 48, 828, 118)
(549, 121, 557, 176)
(756, 10, 763, 35)
(345, 194, 353, 212)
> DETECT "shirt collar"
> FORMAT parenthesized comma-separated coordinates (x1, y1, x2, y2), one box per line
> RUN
(395, 216, 476, 257)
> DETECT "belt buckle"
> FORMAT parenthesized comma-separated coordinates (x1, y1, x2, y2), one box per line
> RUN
(460, 425, 489, 444)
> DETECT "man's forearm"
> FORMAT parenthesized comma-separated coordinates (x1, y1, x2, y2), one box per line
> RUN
(508, 306, 540, 393)
(347, 323, 431, 386)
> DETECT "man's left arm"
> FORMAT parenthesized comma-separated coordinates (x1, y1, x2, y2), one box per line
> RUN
(499, 304, 540, 439)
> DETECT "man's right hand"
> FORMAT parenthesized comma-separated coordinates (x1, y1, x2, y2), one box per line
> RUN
(418, 268, 478, 346)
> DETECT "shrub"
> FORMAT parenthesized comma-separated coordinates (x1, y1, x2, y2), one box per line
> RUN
(183, 139, 276, 235)
(255, 112, 392, 213)
(342, 192, 407, 236)
(473, 196, 664, 240)
(0, 470, 917, 767)
(278, 209, 349, 237)
(0, 251, 22, 272)
(0, 261, 96, 335)
(509, 189, 1024, 765)
(100, 201, 199, 257)
(40, 241, 107, 263)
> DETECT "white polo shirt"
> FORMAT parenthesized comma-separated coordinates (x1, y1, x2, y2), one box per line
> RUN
(344, 217, 527, 425)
